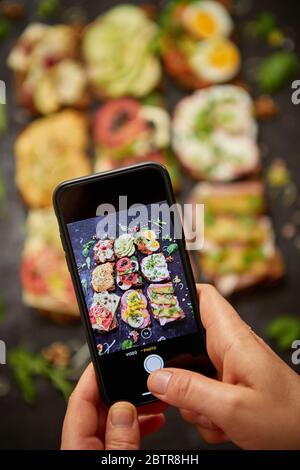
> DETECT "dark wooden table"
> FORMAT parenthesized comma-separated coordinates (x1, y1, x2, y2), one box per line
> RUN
(0, 0, 299, 450)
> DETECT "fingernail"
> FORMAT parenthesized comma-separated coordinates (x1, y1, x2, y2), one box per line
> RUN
(111, 404, 135, 427)
(149, 370, 172, 395)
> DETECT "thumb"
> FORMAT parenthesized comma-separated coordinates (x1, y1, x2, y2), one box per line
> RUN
(105, 402, 140, 450)
(147, 368, 246, 429)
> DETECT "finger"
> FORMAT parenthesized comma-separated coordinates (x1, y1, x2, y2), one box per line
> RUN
(105, 402, 140, 450)
(147, 367, 250, 429)
(180, 409, 220, 430)
(180, 409, 229, 444)
(196, 284, 257, 367)
(61, 363, 104, 449)
(139, 414, 166, 437)
(195, 426, 229, 445)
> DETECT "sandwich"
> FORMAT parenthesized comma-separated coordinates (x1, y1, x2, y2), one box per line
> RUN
(120, 290, 151, 329)
(160, 0, 240, 89)
(93, 239, 115, 264)
(7, 23, 88, 114)
(189, 181, 285, 296)
(93, 97, 181, 191)
(20, 208, 79, 322)
(14, 110, 90, 208)
(88, 291, 120, 333)
(134, 229, 160, 254)
(147, 283, 185, 326)
(91, 262, 115, 293)
(82, 4, 161, 98)
(172, 85, 260, 181)
(116, 256, 143, 290)
(114, 234, 136, 258)
(141, 253, 170, 282)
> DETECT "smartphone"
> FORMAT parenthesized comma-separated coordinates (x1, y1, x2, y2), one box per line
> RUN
(54, 162, 214, 406)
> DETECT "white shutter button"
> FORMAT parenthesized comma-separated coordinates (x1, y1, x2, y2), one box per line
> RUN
(143, 354, 164, 374)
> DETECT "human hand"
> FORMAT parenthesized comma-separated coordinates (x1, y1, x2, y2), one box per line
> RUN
(147, 284, 300, 449)
(61, 363, 166, 450)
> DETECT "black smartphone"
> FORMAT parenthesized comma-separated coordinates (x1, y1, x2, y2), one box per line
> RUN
(53, 162, 214, 406)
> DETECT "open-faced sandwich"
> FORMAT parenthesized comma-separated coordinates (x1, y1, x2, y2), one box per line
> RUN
(134, 229, 160, 254)
(147, 283, 185, 326)
(91, 262, 115, 293)
(14, 110, 90, 208)
(88, 291, 120, 333)
(82, 4, 161, 98)
(93, 97, 181, 191)
(190, 180, 266, 216)
(189, 181, 285, 296)
(20, 208, 79, 322)
(172, 85, 260, 181)
(141, 253, 170, 282)
(7, 23, 88, 114)
(114, 234, 136, 259)
(116, 256, 142, 290)
(121, 290, 151, 329)
(93, 239, 115, 264)
(160, 0, 240, 89)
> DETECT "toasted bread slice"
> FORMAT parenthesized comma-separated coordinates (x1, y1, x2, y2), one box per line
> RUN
(15, 110, 90, 208)
(91, 263, 115, 293)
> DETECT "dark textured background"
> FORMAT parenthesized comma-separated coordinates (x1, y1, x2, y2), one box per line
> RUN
(0, 0, 300, 450)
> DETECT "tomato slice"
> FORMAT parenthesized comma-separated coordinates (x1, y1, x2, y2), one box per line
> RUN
(94, 98, 146, 148)
(20, 256, 48, 295)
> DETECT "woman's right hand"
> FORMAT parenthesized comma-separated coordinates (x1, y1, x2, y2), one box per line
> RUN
(148, 284, 300, 449)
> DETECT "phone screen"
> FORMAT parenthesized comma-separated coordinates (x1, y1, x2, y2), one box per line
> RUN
(56, 164, 214, 404)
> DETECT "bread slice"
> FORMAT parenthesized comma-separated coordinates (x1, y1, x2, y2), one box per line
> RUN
(120, 290, 151, 329)
(88, 291, 120, 333)
(189, 181, 266, 216)
(147, 283, 185, 326)
(91, 263, 115, 293)
(14, 110, 90, 208)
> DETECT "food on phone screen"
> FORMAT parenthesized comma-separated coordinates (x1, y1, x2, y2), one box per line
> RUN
(88, 292, 120, 333)
(82, 5, 161, 98)
(14, 110, 90, 208)
(141, 253, 170, 282)
(114, 234, 135, 258)
(7, 23, 88, 114)
(93, 97, 180, 191)
(93, 239, 115, 264)
(91, 263, 115, 293)
(173, 85, 260, 181)
(147, 283, 185, 326)
(134, 229, 160, 254)
(160, 0, 240, 89)
(120, 290, 151, 329)
(116, 256, 142, 290)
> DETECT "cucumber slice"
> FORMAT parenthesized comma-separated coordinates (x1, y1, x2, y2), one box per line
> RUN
(128, 313, 145, 328)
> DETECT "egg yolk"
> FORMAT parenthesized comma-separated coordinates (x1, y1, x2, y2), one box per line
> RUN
(209, 42, 239, 69)
(193, 11, 217, 38)
(144, 230, 155, 240)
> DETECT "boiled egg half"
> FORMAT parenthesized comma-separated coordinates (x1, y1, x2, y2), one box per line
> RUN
(182, 0, 233, 39)
(190, 37, 240, 83)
